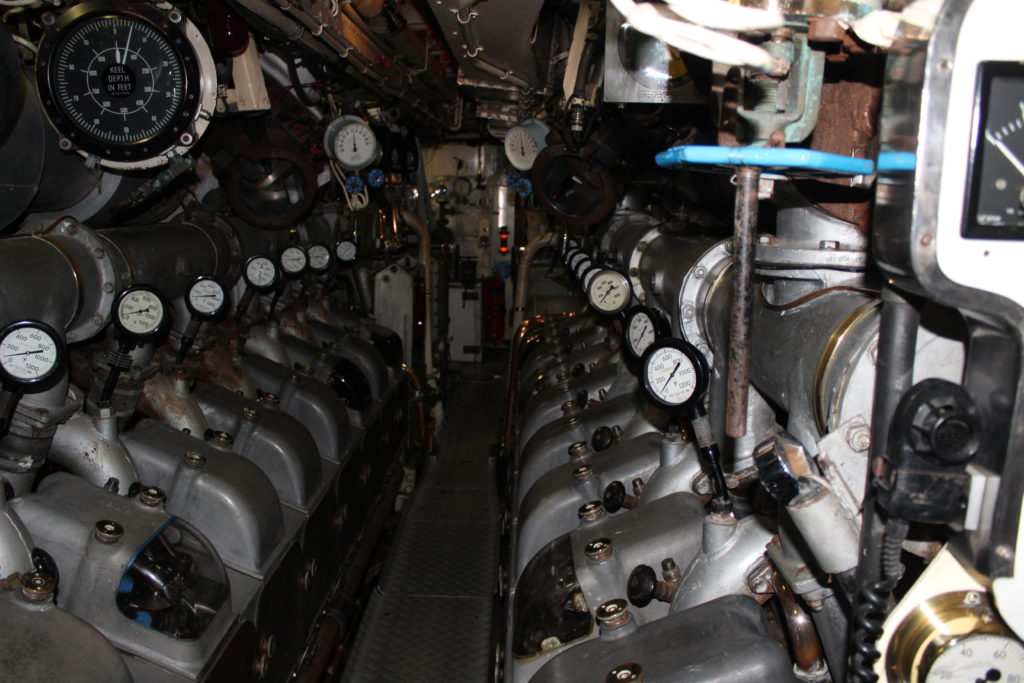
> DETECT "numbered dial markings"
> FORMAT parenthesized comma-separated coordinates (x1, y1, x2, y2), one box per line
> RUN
(326, 116, 379, 171)
(187, 278, 226, 317)
(0, 323, 61, 384)
(244, 256, 278, 290)
(640, 340, 708, 411)
(587, 270, 631, 315)
(505, 126, 540, 171)
(626, 309, 658, 357)
(280, 246, 308, 275)
(116, 288, 165, 337)
(925, 634, 1024, 682)
(308, 244, 331, 272)
(336, 240, 357, 263)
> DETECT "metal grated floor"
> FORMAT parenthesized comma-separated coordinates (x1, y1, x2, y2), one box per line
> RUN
(342, 364, 503, 683)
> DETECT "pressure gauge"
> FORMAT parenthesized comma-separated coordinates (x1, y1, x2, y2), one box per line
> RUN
(307, 243, 332, 273)
(581, 265, 600, 292)
(243, 255, 279, 292)
(112, 285, 169, 342)
(504, 119, 550, 171)
(587, 269, 632, 315)
(0, 321, 64, 387)
(185, 276, 227, 320)
(336, 239, 357, 264)
(280, 245, 308, 276)
(925, 634, 1024, 681)
(573, 257, 594, 282)
(624, 306, 670, 359)
(324, 115, 381, 171)
(35, 0, 216, 169)
(640, 338, 709, 413)
(567, 250, 589, 273)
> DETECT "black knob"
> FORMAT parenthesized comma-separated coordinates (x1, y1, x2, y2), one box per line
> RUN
(903, 381, 980, 465)
(576, 389, 589, 408)
(571, 362, 586, 377)
(627, 564, 657, 607)
(592, 425, 615, 452)
(604, 480, 626, 513)
(753, 438, 800, 504)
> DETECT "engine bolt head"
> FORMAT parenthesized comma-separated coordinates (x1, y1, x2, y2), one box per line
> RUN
(578, 501, 604, 522)
(138, 486, 166, 507)
(568, 441, 588, 458)
(557, 382, 571, 393)
(242, 406, 260, 422)
(573, 465, 594, 482)
(20, 571, 55, 601)
(556, 370, 571, 382)
(287, 374, 301, 385)
(259, 392, 281, 407)
(213, 431, 234, 446)
(596, 599, 630, 629)
(184, 451, 206, 469)
(561, 399, 578, 414)
(606, 663, 644, 682)
(585, 537, 613, 561)
(564, 416, 582, 430)
(94, 519, 124, 543)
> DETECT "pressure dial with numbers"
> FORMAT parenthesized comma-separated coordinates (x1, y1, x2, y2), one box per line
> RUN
(280, 246, 308, 276)
(640, 338, 709, 413)
(325, 115, 380, 171)
(185, 276, 227, 319)
(307, 243, 332, 272)
(112, 285, 168, 342)
(586, 269, 632, 315)
(243, 255, 279, 291)
(0, 321, 64, 386)
(336, 239, 357, 264)
(624, 306, 669, 360)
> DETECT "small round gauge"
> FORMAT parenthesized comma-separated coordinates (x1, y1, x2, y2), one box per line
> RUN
(568, 250, 590, 273)
(581, 265, 601, 292)
(185, 276, 227, 319)
(0, 321, 63, 386)
(243, 255, 279, 291)
(925, 634, 1024, 682)
(112, 285, 168, 341)
(280, 245, 308, 276)
(307, 243, 332, 273)
(504, 119, 550, 171)
(325, 115, 381, 171)
(35, 1, 216, 167)
(336, 239, 357, 264)
(624, 306, 670, 359)
(573, 256, 594, 280)
(640, 339, 709, 412)
(587, 269, 632, 315)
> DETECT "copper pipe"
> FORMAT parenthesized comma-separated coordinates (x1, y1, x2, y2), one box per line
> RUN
(401, 364, 431, 453)
(501, 316, 541, 454)
(774, 574, 825, 674)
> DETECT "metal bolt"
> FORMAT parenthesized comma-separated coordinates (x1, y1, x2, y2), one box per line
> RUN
(259, 392, 281, 407)
(213, 431, 234, 446)
(568, 441, 588, 458)
(92, 247, 105, 258)
(242, 406, 260, 422)
(585, 538, 613, 561)
(94, 519, 124, 543)
(253, 654, 270, 679)
(571, 591, 589, 613)
(606, 663, 644, 682)
(557, 382, 571, 393)
(41, 11, 55, 25)
(964, 591, 981, 606)
(561, 399, 578, 414)
(578, 501, 604, 523)
(138, 486, 166, 507)
(91, 314, 105, 327)
(556, 370, 571, 382)
(103, 282, 115, 293)
(693, 266, 706, 279)
(573, 465, 594, 482)
(996, 544, 1014, 561)
(757, 234, 772, 245)
(167, 8, 182, 22)
(596, 599, 630, 629)
(682, 305, 695, 319)
(58, 137, 73, 151)
(184, 451, 206, 469)
(20, 571, 55, 601)
(565, 416, 581, 430)
(844, 424, 871, 452)
(288, 374, 301, 385)
(819, 240, 839, 250)
(179, 132, 194, 146)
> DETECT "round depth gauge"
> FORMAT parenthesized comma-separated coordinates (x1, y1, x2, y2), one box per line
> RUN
(35, 1, 216, 167)
(336, 239, 357, 264)
(640, 339, 709, 413)
(0, 321, 64, 386)
(243, 255, 279, 291)
(185, 276, 226, 319)
(280, 246, 308, 276)
(325, 115, 380, 171)
(587, 269, 632, 315)
(113, 285, 168, 342)
(504, 119, 550, 171)
(624, 306, 670, 359)
(307, 243, 331, 272)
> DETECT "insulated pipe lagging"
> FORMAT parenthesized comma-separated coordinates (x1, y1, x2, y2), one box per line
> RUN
(513, 233, 555, 329)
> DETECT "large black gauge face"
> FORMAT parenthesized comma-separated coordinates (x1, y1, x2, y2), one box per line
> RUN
(0, 321, 64, 387)
(36, 3, 205, 164)
(640, 338, 709, 413)
(623, 305, 669, 360)
(965, 62, 1024, 238)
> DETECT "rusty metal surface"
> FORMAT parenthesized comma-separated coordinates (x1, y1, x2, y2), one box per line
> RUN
(726, 167, 760, 438)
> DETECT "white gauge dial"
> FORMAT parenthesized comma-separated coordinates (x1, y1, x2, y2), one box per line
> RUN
(336, 240, 357, 263)
(627, 311, 657, 357)
(504, 119, 550, 171)
(280, 246, 308, 275)
(926, 634, 1024, 682)
(582, 267, 599, 291)
(187, 278, 226, 316)
(574, 258, 593, 280)
(116, 289, 165, 336)
(644, 345, 698, 406)
(568, 251, 589, 272)
(326, 116, 379, 171)
(587, 270, 631, 314)
(308, 244, 331, 272)
(244, 256, 278, 289)
(0, 324, 60, 383)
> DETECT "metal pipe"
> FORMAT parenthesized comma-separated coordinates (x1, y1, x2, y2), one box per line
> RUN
(513, 233, 555, 329)
(726, 166, 760, 437)
(48, 411, 139, 493)
(400, 210, 435, 383)
(774, 573, 826, 675)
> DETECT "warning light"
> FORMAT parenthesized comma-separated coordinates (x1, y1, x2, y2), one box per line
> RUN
(499, 228, 510, 255)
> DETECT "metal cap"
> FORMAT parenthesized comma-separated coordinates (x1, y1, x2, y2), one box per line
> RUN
(606, 663, 644, 682)
(578, 501, 605, 523)
(596, 599, 631, 629)
(585, 537, 613, 561)
(94, 519, 124, 543)
(568, 440, 588, 458)
(20, 571, 55, 601)
(184, 451, 206, 469)
(572, 464, 594, 482)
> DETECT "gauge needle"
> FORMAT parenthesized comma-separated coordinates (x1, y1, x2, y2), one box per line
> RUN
(129, 307, 151, 315)
(599, 285, 618, 305)
(985, 130, 1024, 178)
(5, 349, 44, 357)
(639, 324, 649, 339)
(661, 362, 680, 391)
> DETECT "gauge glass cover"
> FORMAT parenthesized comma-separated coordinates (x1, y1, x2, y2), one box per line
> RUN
(925, 633, 1024, 681)
(0, 323, 61, 384)
(244, 256, 278, 289)
(587, 269, 631, 314)
(280, 246, 308, 275)
(307, 244, 331, 272)
(581, 266, 600, 292)
(643, 344, 698, 407)
(116, 288, 165, 336)
(328, 118, 379, 171)
(187, 278, 226, 317)
(336, 240, 357, 262)
(626, 309, 657, 357)
(505, 126, 539, 171)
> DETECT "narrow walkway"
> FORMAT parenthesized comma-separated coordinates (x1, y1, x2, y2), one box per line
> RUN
(342, 362, 503, 682)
